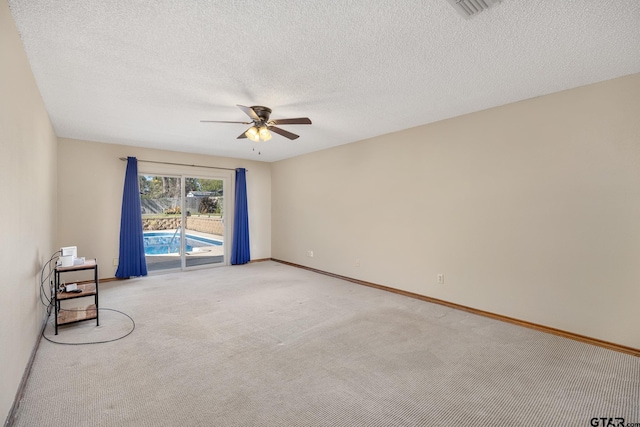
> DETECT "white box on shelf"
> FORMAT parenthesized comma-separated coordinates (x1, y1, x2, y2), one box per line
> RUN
(61, 246, 77, 257)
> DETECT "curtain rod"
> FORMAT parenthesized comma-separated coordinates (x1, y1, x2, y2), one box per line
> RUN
(118, 157, 241, 172)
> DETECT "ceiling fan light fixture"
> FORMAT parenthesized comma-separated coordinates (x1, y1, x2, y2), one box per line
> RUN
(259, 126, 272, 141)
(245, 126, 260, 142)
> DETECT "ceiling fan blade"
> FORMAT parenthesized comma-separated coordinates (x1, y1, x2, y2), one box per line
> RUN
(269, 126, 299, 140)
(270, 117, 312, 125)
(200, 120, 251, 124)
(237, 105, 260, 121)
(237, 128, 250, 139)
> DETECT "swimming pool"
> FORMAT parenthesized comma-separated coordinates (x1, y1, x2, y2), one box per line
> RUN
(143, 231, 222, 255)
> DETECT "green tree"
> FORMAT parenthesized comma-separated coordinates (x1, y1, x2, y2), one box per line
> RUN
(185, 178, 200, 193)
(139, 176, 182, 199)
(198, 197, 218, 214)
(200, 179, 223, 195)
(139, 176, 150, 197)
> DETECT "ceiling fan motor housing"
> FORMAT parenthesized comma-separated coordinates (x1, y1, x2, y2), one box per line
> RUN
(251, 106, 272, 123)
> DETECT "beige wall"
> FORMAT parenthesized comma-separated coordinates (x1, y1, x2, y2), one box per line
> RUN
(272, 74, 640, 349)
(1, 0, 638, 419)
(57, 138, 271, 278)
(0, 0, 58, 422)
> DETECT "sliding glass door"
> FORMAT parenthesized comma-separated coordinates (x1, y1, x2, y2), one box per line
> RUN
(139, 174, 226, 272)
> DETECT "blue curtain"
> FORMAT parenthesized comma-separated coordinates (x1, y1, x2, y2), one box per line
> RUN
(231, 168, 250, 265)
(115, 157, 147, 278)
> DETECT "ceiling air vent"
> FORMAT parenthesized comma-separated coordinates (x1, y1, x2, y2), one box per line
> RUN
(446, 0, 502, 19)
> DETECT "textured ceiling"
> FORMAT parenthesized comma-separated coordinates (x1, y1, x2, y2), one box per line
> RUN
(7, 0, 640, 162)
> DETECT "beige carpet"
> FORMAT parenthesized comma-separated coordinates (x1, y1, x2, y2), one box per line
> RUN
(12, 261, 640, 426)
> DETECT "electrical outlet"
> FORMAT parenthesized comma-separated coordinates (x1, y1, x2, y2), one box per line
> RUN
(307, 250, 314, 258)
(355, 259, 360, 267)
(437, 274, 444, 284)
(113, 258, 119, 266)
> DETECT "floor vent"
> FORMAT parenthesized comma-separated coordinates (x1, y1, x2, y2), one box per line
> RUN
(446, 0, 502, 19)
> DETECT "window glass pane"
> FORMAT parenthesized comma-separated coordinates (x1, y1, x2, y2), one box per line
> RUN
(140, 175, 182, 272)
(185, 177, 224, 268)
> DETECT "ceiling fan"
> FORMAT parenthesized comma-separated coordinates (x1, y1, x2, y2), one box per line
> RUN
(201, 105, 312, 141)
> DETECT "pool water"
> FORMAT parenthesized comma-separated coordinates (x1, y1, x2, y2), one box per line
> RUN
(144, 232, 222, 255)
